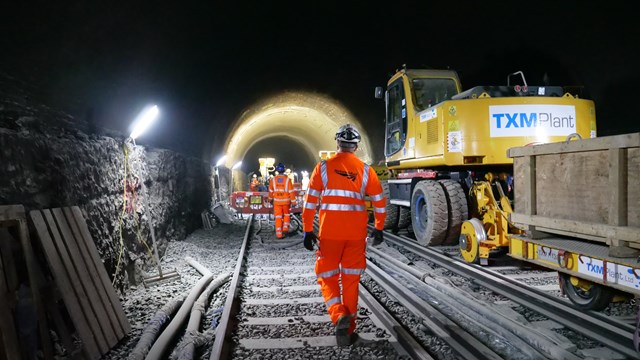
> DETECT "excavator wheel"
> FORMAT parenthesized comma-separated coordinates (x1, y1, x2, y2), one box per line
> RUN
(410, 180, 448, 246)
(559, 273, 615, 311)
(381, 180, 399, 230)
(459, 218, 485, 264)
(438, 179, 469, 245)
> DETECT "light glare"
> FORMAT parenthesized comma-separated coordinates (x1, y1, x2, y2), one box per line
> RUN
(215, 155, 227, 167)
(130, 105, 159, 140)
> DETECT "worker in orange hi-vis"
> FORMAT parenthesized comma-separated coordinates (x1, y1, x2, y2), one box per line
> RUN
(301, 124, 386, 347)
(249, 174, 260, 191)
(268, 163, 297, 238)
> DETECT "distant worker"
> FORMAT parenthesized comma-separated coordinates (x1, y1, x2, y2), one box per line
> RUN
(301, 124, 386, 346)
(250, 174, 260, 192)
(269, 163, 297, 238)
(257, 176, 268, 192)
(301, 171, 310, 190)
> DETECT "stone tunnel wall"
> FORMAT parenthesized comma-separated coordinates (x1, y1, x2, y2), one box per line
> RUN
(0, 73, 213, 289)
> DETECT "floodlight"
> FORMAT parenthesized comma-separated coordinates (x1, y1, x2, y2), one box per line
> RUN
(130, 105, 159, 140)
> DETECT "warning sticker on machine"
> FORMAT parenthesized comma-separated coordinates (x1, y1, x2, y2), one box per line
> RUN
(447, 131, 461, 152)
(489, 105, 576, 137)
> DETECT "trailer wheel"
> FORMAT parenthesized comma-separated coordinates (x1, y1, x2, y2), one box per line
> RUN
(559, 273, 614, 311)
(397, 207, 412, 229)
(460, 219, 484, 264)
(411, 180, 448, 246)
(439, 179, 469, 245)
(381, 180, 399, 230)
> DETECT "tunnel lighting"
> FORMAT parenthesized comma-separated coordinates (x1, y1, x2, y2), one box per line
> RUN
(130, 105, 159, 140)
(232, 161, 242, 170)
(214, 155, 227, 203)
(215, 155, 227, 167)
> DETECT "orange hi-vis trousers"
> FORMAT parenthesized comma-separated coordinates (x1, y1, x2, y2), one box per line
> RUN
(315, 237, 366, 334)
(273, 204, 291, 239)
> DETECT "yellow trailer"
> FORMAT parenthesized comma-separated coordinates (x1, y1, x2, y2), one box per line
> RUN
(460, 132, 640, 310)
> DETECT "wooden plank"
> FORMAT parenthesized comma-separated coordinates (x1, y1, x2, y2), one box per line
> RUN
(17, 217, 54, 360)
(51, 208, 119, 347)
(29, 210, 102, 359)
(0, 251, 21, 360)
(608, 148, 628, 226)
(510, 213, 640, 244)
(61, 207, 125, 339)
(31, 253, 79, 358)
(508, 132, 640, 157)
(0, 229, 19, 293)
(628, 148, 640, 227)
(69, 206, 131, 334)
(42, 209, 110, 353)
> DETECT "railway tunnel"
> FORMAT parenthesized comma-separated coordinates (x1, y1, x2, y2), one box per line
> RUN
(216, 90, 374, 177)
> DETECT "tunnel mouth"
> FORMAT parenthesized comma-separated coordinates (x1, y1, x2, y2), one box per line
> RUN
(220, 91, 373, 170)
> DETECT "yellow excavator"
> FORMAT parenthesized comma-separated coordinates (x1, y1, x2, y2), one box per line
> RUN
(376, 67, 596, 264)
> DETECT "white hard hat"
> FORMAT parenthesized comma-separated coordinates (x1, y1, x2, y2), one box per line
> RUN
(335, 124, 361, 145)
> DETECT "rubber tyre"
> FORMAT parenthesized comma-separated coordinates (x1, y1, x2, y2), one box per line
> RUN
(439, 179, 469, 245)
(559, 273, 614, 311)
(410, 180, 449, 246)
(381, 180, 399, 230)
(397, 207, 411, 229)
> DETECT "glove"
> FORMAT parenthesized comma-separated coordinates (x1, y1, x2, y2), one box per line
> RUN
(303, 231, 318, 251)
(370, 229, 384, 247)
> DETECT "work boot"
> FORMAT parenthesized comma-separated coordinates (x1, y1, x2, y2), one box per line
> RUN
(349, 333, 361, 346)
(335, 314, 352, 347)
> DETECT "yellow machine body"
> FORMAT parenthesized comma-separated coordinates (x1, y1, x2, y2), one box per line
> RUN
(384, 69, 596, 170)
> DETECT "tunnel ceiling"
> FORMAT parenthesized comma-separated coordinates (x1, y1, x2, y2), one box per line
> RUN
(220, 91, 373, 172)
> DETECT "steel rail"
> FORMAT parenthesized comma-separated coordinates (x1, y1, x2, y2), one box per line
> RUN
(365, 259, 503, 360)
(367, 246, 578, 359)
(209, 214, 253, 360)
(358, 282, 435, 360)
(380, 228, 637, 358)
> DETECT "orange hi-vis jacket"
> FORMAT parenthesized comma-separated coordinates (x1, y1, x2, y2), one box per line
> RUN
(302, 152, 386, 240)
(268, 174, 297, 205)
(250, 178, 260, 191)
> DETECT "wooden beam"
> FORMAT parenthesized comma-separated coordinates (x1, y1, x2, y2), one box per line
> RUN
(608, 148, 628, 226)
(51, 208, 119, 347)
(510, 213, 640, 244)
(68, 207, 131, 334)
(508, 132, 640, 157)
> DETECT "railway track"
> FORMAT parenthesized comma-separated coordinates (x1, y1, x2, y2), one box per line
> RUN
(370, 227, 638, 359)
(210, 215, 429, 359)
(109, 215, 638, 360)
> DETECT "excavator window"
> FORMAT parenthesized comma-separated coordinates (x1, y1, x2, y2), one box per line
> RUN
(385, 80, 406, 156)
(412, 78, 458, 112)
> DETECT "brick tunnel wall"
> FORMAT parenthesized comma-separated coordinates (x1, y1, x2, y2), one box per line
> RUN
(0, 73, 213, 289)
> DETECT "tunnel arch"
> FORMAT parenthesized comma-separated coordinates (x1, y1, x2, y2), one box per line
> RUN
(220, 91, 373, 170)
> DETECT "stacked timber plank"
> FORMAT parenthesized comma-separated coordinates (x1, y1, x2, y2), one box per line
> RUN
(25, 205, 131, 359)
(1, 204, 131, 360)
(509, 132, 640, 257)
(202, 210, 214, 230)
(0, 205, 53, 360)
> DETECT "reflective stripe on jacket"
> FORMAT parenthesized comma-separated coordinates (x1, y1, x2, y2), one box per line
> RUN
(268, 174, 297, 205)
(302, 152, 386, 240)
